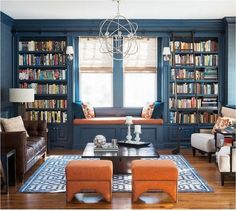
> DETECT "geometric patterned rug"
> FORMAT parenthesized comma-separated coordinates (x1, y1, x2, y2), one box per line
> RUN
(19, 154, 213, 193)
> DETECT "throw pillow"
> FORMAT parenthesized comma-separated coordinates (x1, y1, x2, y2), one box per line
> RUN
(82, 102, 95, 119)
(151, 102, 164, 119)
(1, 116, 29, 137)
(72, 102, 85, 119)
(212, 117, 231, 134)
(141, 102, 155, 119)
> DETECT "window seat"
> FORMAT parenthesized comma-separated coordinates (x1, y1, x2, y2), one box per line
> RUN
(73, 117, 163, 125)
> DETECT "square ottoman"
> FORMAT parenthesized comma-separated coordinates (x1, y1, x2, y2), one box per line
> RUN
(65, 160, 113, 202)
(131, 160, 178, 202)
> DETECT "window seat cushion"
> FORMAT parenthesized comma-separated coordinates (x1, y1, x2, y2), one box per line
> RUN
(73, 117, 163, 125)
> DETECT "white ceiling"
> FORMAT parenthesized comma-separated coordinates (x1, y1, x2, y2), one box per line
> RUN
(1, 0, 236, 19)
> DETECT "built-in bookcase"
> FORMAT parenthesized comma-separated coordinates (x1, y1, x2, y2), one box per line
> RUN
(169, 34, 219, 124)
(17, 38, 68, 124)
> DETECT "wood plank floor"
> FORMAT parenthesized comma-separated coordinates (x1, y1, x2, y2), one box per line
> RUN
(1, 148, 235, 209)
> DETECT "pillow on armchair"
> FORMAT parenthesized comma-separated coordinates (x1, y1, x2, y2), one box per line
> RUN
(152, 102, 164, 119)
(212, 116, 231, 134)
(1, 116, 29, 137)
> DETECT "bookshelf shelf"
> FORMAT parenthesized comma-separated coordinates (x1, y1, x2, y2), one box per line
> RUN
(19, 50, 65, 54)
(168, 34, 219, 124)
(18, 65, 67, 69)
(19, 80, 67, 84)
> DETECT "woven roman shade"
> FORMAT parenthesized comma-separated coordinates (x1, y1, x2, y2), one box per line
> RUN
(79, 37, 113, 73)
(124, 37, 157, 73)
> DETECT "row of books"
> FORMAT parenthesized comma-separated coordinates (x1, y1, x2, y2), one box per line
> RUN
(26, 100, 67, 109)
(174, 54, 194, 65)
(170, 69, 217, 80)
(170, 112, 197, 124)
(196, 83, 218, 95)
(169, 97, 201, 109)
(170, 83, 194, 94)
(170, 111, 218, 124)
(195, 55, 218, 66)
(19, 54, 66, 66)
(26, 111, 67, 123)
(196, 69, 217, 80)
(169, 97, 218, 109)
(19, 41, 66, 52)
(170, 69, 194, 80)
(18, 69, 67, 80)
(199, 112, 218, 123)
(170, 41, 193, 51)
(170, 83, 218, 95)
(170, 40, 218, 52)
(173, 55, 218, 66)
(194, 40, 218, 52)
(200, 98, 218, 110)
(20, 83, 67, 94)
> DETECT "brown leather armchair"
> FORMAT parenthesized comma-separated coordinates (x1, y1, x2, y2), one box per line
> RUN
(1, 120, 47, 182)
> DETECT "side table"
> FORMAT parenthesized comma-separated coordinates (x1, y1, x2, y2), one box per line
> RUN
(214, 128, 236, 151)
(1, 149, 16, 194)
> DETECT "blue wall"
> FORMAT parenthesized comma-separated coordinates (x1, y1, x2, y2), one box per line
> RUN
(0, 13, 14, 117)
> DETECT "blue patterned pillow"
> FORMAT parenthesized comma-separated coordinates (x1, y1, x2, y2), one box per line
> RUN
(72, 102, 85, 119)
(151, 102, 164, 119)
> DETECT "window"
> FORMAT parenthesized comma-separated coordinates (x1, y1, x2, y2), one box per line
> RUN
(123, 37, 157, 107)
(79, 37, 113, 107)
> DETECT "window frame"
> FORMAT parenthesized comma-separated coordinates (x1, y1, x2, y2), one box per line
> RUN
(75, 36, 162, 112)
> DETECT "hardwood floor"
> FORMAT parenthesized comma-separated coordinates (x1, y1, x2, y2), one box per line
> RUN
(1, 148, 235, 209)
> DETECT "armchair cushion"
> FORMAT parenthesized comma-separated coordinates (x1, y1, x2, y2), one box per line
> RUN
(1, 116, 29, 137)
(217, 146, 236, 172)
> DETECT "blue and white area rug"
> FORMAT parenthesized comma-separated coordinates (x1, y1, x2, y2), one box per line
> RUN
(19, 155, 213, 193)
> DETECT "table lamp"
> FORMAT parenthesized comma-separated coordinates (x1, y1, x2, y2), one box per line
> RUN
(9, 88, 35, 119)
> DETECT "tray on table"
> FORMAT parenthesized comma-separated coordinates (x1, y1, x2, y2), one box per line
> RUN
(117, 141, 151, 148)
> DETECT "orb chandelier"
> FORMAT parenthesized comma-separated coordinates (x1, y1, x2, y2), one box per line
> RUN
(99, 0, 138, 60)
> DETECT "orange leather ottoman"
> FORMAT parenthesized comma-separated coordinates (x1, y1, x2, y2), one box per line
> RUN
(65, 160, 113, 202)
(131, 160, 178, 202)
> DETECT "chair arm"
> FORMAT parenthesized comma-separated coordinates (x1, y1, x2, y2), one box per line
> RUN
(1, 131, 27, 176)
(230, 146, 236, 172)
(23, 120, 47, 140)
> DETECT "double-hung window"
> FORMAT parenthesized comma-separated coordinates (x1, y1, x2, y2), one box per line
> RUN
(123, 37, 157, 107)
(79, 37, 113, 107)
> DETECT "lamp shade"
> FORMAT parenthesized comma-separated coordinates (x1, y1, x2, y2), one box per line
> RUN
(163, 47, 171, 56)
(66, 46, 74, 55)
(9, 88, 35, 103)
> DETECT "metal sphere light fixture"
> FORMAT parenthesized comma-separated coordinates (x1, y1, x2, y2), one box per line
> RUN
(99, 0, 138, 60)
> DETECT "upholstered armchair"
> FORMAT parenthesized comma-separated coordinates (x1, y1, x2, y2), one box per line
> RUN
(217, 145, 236, 185)
(191, 106, 235, 162)
(1, 120, 47, 182)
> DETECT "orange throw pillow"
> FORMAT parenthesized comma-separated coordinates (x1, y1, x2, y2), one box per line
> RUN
(212, 117, 231, 133)
(141, 102, 155, 119)
(82, 102, 95, 119)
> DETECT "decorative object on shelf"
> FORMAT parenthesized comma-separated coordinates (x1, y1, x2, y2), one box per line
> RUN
(134, 125, 141, 142)
(9, 88, 35, 119)
(99, 0, 138, 60)
(93, 135, 106, 148)
(66, 46, 74, 61)
(163, 47, 171, 61)
(125, 116, 133, 142)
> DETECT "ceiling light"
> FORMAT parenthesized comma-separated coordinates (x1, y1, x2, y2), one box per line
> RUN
(99, 0, 138, 60)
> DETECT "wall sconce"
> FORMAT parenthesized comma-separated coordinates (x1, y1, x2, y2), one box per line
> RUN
(163, 47, 171, 61)
(66, 46, 74, 61)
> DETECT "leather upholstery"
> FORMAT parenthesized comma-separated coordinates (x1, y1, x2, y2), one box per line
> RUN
(1, 120, 47, 182)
